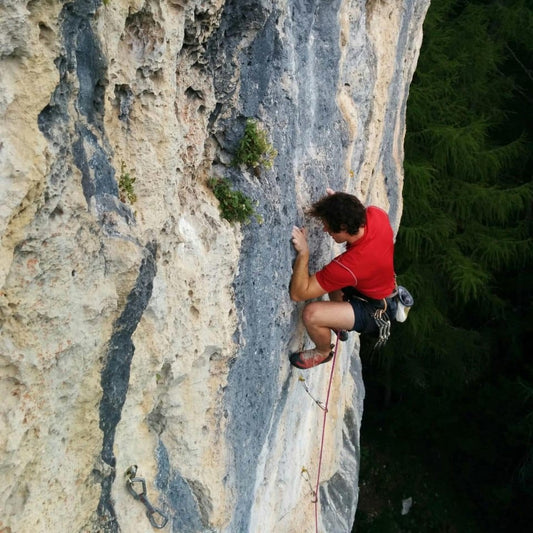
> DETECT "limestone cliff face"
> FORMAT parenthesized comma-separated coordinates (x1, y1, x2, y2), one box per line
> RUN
(0, 1, 429, 532)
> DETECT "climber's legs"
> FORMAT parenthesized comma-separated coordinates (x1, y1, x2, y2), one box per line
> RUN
(301, 301, 355, 354)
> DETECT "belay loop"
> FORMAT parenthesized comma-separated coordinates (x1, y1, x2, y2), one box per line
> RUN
(125, 465, 169, 529)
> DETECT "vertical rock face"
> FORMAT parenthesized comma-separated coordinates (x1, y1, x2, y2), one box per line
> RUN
(0, 1, 429, 532)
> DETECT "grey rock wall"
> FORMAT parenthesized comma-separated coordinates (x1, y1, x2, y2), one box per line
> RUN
(0, 0, 429, 532)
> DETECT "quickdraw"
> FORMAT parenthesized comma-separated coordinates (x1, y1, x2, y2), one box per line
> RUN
(373, 307, 391, 350)
(298, 375, 327, 411)
(300, 466, 317, 501)
(125, 465, 169, 529)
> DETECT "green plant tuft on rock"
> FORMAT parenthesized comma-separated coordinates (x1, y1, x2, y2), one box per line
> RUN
(232, 119, 277, 172)
(207, 177, 262, 224)
(118, 161, 137, 204)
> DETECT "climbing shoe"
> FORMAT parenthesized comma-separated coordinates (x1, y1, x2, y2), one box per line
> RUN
(289, 346, 334, 369)
(334, 329, 349, 341)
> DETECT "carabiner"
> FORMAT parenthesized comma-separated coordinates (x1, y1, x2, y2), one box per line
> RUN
(125, 465, 169, 529)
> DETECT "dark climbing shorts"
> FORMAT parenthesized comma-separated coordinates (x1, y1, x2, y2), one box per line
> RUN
(345, 295, 389, 334)
(346, 298, 378, 333)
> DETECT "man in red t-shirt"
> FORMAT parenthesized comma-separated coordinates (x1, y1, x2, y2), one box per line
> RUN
(289, 189, 396, 369)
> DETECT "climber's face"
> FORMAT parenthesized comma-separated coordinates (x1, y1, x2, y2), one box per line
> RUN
(322, 221, 348, 243)
(322, 220, 365, 245)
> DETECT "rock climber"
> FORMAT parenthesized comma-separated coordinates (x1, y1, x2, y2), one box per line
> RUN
(289, 188, 396, 369)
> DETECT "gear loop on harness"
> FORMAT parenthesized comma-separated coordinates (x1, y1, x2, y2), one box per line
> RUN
(125, 465, 169, 529)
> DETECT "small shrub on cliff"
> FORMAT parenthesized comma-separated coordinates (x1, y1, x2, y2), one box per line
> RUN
(118, 161, 137, 204)
(207, 177, 261, 224)
(232, 119, 277, 173)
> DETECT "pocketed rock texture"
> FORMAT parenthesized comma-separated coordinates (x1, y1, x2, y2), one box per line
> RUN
(0, 1, 429, 532)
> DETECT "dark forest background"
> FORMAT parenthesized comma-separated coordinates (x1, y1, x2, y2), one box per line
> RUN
(354, 0, 533, 531)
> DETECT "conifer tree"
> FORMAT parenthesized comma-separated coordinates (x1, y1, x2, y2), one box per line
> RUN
(358, 1, 533, 529)
(384, 0, 533, 394)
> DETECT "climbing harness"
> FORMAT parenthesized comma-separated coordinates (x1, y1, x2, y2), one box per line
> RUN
(342, 284, 414, 350)
(298, 375, 327, 411)
(125, 465, 169, 529)
(313, 335, 340, 533)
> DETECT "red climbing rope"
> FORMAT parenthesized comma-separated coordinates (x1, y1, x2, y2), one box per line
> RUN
(314, 335, 340, 533)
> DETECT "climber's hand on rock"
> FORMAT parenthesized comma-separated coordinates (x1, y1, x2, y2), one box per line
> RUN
(291, 226, 309, 255)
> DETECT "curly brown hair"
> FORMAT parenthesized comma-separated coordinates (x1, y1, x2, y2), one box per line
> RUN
(308, 192, 366, 234)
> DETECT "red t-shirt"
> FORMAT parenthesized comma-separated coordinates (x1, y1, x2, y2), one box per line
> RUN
(315, 206, 395, 299)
